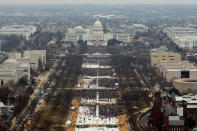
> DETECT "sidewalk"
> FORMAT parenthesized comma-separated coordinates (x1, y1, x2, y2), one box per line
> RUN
(10, 71, 51, 130)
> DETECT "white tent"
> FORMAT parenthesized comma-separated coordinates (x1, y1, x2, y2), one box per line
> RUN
(66, 120, 71, 125)
(115, 83, 119, 86)
(70, 106, 76, 111)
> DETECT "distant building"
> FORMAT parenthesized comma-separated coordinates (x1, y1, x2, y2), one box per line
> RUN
(126, 24, 148, 35)
(158, 46, 168, 52)
(0, 66, 18, 86)
(0, 52, 8, 64)
(23, 50, 46, 69)
(8, 52, 22, 59)
(0, 58, 30, 86)
(112, 34, 132, 42)
(150, 92, 197, 130)
(0, 102, 14, 115)
(157, 61, 197, 82)
(8, 50, 46, 70)
(65, 18, 132, 45)
(173, 79, 197, 93)
(150, 50, 181, 66)
(0, 25, 37, 39)
(0, 50, 46, 86)
(164, 27, 197, 49)
(150, 92, 183, 130)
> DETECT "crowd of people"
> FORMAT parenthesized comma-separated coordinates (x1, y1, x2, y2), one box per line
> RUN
(78, 105, 96, 117)
(83, 58, 111, 66)
(75, 90, 119, 100)
(99, 90, 120, 99)
(99, 105, 123, 117)
(78, 105, 123, 118)
(90, 78, 118, 88)
(76, 56, 123, 126)
(81, 68, 113, 76)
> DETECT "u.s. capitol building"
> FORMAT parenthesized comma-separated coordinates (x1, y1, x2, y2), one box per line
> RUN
(65, 18, 133, 46)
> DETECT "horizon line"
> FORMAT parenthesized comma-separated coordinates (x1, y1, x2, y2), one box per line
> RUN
(0, 3, 197, 5)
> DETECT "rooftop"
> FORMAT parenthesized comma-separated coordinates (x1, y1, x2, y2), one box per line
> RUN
(169, 120, 184, 126)
(0, 25, 36, 33)
(175, 94, 197, 105)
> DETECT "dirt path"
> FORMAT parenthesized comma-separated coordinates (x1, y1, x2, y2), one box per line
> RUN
(119, 114, 130, 131)
(65, 97, 80, 131)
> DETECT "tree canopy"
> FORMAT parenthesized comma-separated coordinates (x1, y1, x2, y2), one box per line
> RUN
(107, 39, 122, 46)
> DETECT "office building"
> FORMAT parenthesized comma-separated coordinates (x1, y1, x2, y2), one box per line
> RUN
(150, 92, 197, 130)
(164, 27, 197, 48)
(0, 25, 37, 39)
(126, 24, 148, 35)
(173, 79, 197, 93)
(150, 50, 181, 66)
(0, 50, 46, 86)
(157, 61, 197, 82)
(23, 50, 46, 69)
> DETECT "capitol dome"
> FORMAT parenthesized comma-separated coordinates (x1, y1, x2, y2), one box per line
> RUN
(93, 19, 103, 28)
(92, 18, 103, 33)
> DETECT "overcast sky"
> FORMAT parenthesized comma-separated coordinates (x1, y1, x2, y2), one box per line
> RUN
(0, 0, 197, 4)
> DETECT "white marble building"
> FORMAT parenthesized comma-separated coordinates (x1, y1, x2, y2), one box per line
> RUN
(164, 27, 197, 48)
(65, 18, 132, 45)
(0, 25, 37, 39)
